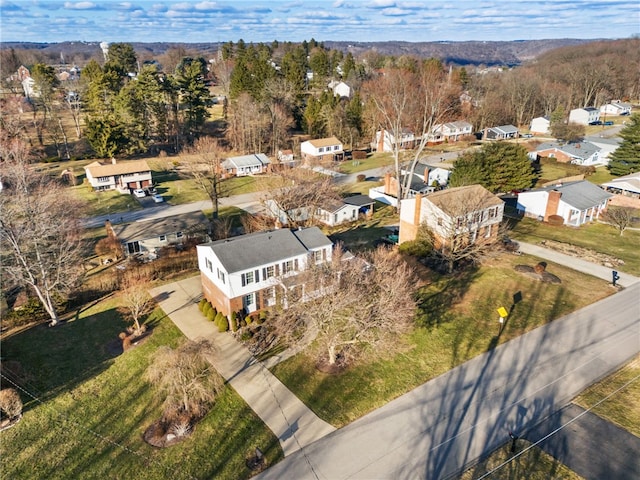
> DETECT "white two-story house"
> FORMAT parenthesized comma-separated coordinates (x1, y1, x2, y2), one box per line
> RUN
(197, 227, 333, 317)
(84, 158, 153, 192)
(568, 107, 600, 125)
(431, 121, 473, 142)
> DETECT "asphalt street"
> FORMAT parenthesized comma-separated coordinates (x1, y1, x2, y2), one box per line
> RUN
(257, 282, 640, 479)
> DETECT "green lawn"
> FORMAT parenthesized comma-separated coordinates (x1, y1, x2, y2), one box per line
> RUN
(574, 355, 640, 437)
(587, 166, 615, 185)
(509, 217, 640, 276)
(0, 301, 283, 479)
(71, 184, 144, 216)
(271, 253, 613, 427)
(336, 152, 395, 174)
(326, 202, 398, 252)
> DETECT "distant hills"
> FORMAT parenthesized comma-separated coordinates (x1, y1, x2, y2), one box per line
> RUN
(1, 38, 599, 66)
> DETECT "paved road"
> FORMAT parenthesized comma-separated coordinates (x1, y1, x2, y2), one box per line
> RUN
(257, 282, 640, 479)
(523, 404, 640, 480)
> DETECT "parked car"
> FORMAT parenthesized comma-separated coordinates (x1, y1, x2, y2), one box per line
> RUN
(132, 189, 146, 198)
(589, 120, 603, 126)
(603, 121, 614, 126)
(152, 194, 164, 203)
(521, 133, 533, 138)
(144, 186, 158, 196)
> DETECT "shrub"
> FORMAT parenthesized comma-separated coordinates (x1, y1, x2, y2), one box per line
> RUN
(257, 311, 267, 325)
(207, 309, 216, 322)
(0, 388, 23, 419)
(202, 301, 212, 316)
(198, 299, 208, 311)
(217, 315, 229, 333)
(356, 174, 366, 182)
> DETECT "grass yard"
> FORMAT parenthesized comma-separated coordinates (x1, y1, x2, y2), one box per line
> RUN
(271, 252, 612, 427)
(573, 355, 640, 437)
(336, 152, 395, 174)
(458, 440, 583, 480)
(326, 202, 398, 252)
(0, 301, 282, 479)
(587, 166, 615, 185)
(71, 184, 144, 216)
(509, 217, 640, 276)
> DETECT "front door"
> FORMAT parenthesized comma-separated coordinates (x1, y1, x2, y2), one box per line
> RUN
(243, 292, 256, 313)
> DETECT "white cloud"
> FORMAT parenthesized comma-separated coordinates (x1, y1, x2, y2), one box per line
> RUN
(63, 2, 100, 10)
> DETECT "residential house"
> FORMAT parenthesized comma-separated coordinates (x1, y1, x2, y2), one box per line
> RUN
(328, 80, 351, 98)
(316, 195, 375, 226)
(84, 158, 153, 192)
(600, 101, 632, 116)
(369, 165, 451, 207)
(221, 153, 271, 177)
(197, 227, 333, 317)
(528, 141, 602, 166)
(516, 180, 612, 226)
(107, 211, 209, 258)
(568, 107, 600, 126)
(263, 199, 311, 227)
(601, 172, 640, 199)
(529, 116, 550, 135)
(431, 121, 473, 143)
(398, 184, 504, 245)
(484, 125, 519, 140)
(583, 135, 621, 164)
(277, 149, 295, 165)
(375, 129, 417, 152)
(300, 136, 344, 164)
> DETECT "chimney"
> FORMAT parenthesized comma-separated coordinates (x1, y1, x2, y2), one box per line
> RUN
(378, 129, 385, 152)
(413, 193, 423, 227)
(384, 173, 392, 195)
(544, 190, 562, 221)
(111, 157, 117, 165)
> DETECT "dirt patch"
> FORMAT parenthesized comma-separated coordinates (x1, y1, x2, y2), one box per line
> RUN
(316, 358, 348, 375)
(143, 420, 192, 448)
(539, 239, 625, 268)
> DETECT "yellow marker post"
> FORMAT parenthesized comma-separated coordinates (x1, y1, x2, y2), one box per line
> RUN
(497, 307, 508, 318)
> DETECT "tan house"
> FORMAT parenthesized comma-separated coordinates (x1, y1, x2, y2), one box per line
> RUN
(399, 185, 504, 246)
(84, 158, 153, 192)
(300, 136, 344, 164)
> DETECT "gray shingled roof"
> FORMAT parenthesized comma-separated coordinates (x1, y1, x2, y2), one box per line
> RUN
(534, 141, 601, 160)
(203, 227, 331, 273)
(536, 181, 612, 210)
(223, 153, 270, 169)
(344, 194, 374, 207)
(112, 211, 208, 242)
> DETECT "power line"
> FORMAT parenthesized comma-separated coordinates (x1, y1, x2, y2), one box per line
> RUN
(475, 371, 640, 479)
(0, 372, 198, 480)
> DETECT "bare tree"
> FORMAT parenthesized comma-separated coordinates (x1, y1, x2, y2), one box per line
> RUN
(258, 168, 342, 228)
(182, 136, 225, 219)
(603, 206, 636, 236)
(146, 339, 223, 423)
(0, 138, 85, 326)
(270, 246, 417, 367)
(417, 187, 507, 274)
(118, 275, 154, 336)
(362, 61, 457, 208)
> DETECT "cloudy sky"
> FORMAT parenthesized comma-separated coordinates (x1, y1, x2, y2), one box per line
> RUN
(1, 0, 638, 44)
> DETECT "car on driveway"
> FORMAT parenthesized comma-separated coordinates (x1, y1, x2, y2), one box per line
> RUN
(132, 189, 146, 198)
(152, 194, 164, 203)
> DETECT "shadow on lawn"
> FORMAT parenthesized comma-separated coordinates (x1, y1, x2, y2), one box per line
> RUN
(0, 307, 129, 412)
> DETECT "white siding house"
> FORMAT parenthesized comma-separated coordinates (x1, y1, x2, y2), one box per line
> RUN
(568, 107, 600, 125)
(197, 228, 333, 317)
(530, 116, 550, 134)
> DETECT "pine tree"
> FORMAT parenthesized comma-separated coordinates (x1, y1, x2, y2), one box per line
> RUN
(607, 114, 640, 176)
(449, 142, 538, 193)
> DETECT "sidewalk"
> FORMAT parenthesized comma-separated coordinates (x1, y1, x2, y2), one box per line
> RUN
(149, 276, 336, 457)
(517, 241, 640, 287)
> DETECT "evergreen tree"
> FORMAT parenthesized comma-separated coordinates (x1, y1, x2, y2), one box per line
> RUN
(608, 114, 640, 175)
(449, 142, 538, 193)
(104, 42, 138, 78)
(173, 56, 211, 140)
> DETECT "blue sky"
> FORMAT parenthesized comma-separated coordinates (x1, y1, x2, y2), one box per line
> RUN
(1, 0, 638, 43)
